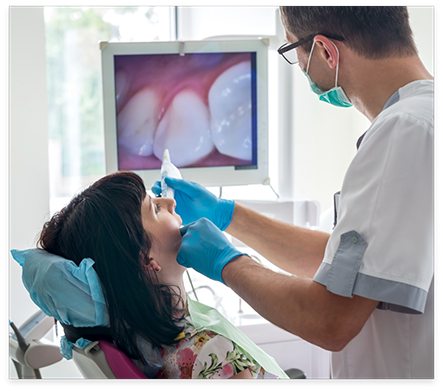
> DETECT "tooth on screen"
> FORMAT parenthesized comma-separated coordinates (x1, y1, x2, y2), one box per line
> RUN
(115, 70, 129, 111)
(117, 88, 160, 156)
(153, 90, 214, 166)
(208, 61, 252, 161)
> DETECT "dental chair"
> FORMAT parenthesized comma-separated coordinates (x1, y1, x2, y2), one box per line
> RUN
(59, 321, 150, 379)
(12, 248, 306, 379)
(9, 309, 148, 379)
(71, 340, 147, 379)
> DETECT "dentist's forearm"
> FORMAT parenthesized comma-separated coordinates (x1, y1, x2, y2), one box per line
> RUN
(225, 202, 330, 278)
(222, 256, 327, 348)
(222, 255, 378, 352)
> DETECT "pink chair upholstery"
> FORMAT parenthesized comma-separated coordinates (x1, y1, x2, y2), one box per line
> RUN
(98, 340, 148, 379)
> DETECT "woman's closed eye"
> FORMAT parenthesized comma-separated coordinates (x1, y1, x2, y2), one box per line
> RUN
(155, 203, 161, 214)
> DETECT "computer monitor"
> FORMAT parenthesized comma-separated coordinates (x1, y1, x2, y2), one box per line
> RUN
(101, 39, 269, 188)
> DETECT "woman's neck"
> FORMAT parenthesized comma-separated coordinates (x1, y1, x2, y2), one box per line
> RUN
(173, 275, 188, 312)
(157, 270, 188, 314)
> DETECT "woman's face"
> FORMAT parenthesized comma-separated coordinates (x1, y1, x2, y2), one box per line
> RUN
(141, 195, 184, 275)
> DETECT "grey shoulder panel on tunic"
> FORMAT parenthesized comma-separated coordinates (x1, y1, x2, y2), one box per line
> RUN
(314, 230, 427, 314)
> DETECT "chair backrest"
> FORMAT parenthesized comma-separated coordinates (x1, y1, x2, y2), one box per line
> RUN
(72, 340, 147, 379)
(98, 340, 148, 379)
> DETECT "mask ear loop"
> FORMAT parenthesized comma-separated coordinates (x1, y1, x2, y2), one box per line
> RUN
(330, 40, 340, 88)
(306, 40, 316, 74)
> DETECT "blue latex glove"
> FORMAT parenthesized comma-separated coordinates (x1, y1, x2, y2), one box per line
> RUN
(151, 178, 235, 230)
(177, 218, 247, 284)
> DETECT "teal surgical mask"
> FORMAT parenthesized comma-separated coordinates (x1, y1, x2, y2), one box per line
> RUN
(302, 41, 352, 108)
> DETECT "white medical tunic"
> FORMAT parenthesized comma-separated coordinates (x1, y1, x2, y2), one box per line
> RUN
(313, 80, 434, 379)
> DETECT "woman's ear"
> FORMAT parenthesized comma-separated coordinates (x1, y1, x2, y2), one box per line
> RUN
(142, 257, 161, 273)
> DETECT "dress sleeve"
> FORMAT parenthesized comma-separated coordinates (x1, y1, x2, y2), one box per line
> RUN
(192, 333, 256, 379)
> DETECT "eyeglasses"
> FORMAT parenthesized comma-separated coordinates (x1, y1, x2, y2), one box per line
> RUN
(278, 33, 344, 65)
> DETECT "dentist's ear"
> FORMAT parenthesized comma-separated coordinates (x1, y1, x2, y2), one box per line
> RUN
(314, 35, 339, 69)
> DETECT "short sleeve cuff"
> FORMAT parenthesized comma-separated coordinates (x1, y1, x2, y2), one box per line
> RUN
(314, 230, 429, 314)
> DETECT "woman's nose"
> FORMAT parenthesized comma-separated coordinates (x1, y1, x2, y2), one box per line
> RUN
(162, 197, 176, 213)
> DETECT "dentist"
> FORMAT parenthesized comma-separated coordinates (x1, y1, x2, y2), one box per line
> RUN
(153, 6, 433, 379)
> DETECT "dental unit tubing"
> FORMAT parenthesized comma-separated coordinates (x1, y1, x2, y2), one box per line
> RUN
(161, 149, 182, 199)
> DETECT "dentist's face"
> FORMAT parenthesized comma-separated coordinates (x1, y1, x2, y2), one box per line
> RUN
(283, 26, 334, 94)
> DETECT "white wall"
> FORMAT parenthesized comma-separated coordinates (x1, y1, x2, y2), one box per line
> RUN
(409, 6, 434, 74)
(9, 6, 50, 326)
(9, 6, 48, 377)
(177, 6, 278, 40)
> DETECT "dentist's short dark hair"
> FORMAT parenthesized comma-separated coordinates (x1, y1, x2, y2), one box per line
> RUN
(280, 6, 418, 59)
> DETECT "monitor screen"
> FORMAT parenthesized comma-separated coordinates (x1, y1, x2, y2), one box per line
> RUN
(101, 40, 268, 188)
(115, 51, 257, 170)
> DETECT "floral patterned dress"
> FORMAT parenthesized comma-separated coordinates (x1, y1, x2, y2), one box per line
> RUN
(154, 317, 278, 379)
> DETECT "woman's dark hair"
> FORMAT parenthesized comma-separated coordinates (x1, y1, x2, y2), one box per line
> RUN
(37, 171, 185, 362)
(280, 6, 418, 59)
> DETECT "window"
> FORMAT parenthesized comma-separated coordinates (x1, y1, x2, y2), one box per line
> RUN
(44, 7, 174, 214)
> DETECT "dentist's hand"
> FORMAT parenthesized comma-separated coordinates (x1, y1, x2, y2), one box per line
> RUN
(151, 178, 235, 230)
(177, 218, 247, 284)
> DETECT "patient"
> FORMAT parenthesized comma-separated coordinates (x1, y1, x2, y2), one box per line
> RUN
(36, 171, 286, 379)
